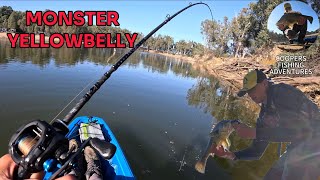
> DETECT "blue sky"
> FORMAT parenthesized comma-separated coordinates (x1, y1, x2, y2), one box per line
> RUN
(0, 1, 257, 44)
(268, 1, 319, 34)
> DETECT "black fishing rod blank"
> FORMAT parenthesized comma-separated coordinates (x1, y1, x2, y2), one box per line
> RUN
(61, 2, 211, 125)
(8, 3, 214, 179)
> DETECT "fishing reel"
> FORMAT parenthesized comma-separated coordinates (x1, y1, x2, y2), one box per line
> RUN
(8, 119, 70, 179)
(9, 119, 117, 180)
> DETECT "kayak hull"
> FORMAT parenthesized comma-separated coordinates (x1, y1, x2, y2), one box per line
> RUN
(65, 116, 135, 180)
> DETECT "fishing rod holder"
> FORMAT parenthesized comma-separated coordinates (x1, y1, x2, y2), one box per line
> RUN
(9, 120, 69, 179)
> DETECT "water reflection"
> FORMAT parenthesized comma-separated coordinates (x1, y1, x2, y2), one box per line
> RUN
(0, 40, 211, 180)
(0, 41, 198, 78)
(187, 77, 282, 180)
(0, 40, 281, 179)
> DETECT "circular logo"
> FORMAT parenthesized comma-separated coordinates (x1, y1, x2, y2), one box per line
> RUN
(267, 1, 319, 52)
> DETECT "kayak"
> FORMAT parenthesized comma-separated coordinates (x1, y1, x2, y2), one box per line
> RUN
(44, 116, 135, 180)
(68, 116, 135, 180)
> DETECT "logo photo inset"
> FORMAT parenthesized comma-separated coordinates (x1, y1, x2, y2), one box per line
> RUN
(267, 1, 319, 52)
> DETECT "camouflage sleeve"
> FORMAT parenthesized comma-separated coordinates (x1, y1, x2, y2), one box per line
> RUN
(256, 127, 298, 142)
(234, 140, 268, 160)
(257, 83, 314, 142)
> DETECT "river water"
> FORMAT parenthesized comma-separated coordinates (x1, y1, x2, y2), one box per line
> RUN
(0, 41, 279, 180)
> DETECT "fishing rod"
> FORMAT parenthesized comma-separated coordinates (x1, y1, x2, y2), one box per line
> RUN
(62, 2, 212, 125)
(8, 2, 213, 179)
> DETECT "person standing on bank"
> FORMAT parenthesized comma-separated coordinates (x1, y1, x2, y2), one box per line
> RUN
(213, 69, 320, 180)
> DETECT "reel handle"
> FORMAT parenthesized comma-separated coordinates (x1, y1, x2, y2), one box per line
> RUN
(9, 120, 69, 179)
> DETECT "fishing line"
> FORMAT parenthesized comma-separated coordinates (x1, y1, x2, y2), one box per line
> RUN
(50, 52, 116, 124)
(50, 82, 93, 123)
(10, 4, 216, 178)
(47, 2, 214, 125)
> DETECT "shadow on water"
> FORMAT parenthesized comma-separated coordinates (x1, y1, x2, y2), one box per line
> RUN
(187, 77, 282, 180)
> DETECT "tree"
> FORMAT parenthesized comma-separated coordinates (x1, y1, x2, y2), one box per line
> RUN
(191, 42, 205, 56)
(230, 8, 252, 57)
(201, 17, 231, 57)
(163, 35, 174, 53)
(17, 14, 27, 32)
(176, 40, 188, 55)
(154, 34, 165, 51)
(0, 15, 8, 28)
(2, 19, 8, 28)
(246, 0, 283, 48)
(34, 25, 41, 33)
(134, 32, 144, 47)
(26, 23, 34, 33)
(0, 6, 13, 16)
(201, 19, 217, 50)
(8, 11, 17, 29)
(145, 35, 156, 50)
(307, 0, 319, 19)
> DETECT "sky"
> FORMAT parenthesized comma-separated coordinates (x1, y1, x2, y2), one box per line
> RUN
(268, 1, 319, 34)
(0, 1, 256, 44)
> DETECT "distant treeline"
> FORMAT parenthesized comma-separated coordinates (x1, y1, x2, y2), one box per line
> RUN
(0, 0, 319, 58)
(0, 6, 205, 57)
(200, 0, 320, 57)
(268, 29, 319, 43)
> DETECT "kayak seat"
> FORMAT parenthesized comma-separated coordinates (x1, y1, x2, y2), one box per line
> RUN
(90, 138, 117, 160)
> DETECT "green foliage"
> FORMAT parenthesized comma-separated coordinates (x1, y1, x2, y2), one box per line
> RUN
(201, 19, 216, 49)
(175, 40, 188, 55)
(0, 6, 206, 56)
(268, 30, 287, 43)
(201, 17, 231, 56)
(163, 35, 173, 52)
(255, 29, 272, 48)
(143, 34, 205, 56)
(307, 0, 320, 15)
(7, 11, 17, 29)
(230, 8, 252, 57)
(191, 42, 205, 56)
(144, 35, 156, 50)
(0, 6, 13, 16)
(17, 14, 27, 32)
(201, 0, 286, 57)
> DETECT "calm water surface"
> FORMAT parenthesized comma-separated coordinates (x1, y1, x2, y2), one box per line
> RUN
(0, 41, 279, 180)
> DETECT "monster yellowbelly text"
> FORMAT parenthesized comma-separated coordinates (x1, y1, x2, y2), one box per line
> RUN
(6, 10, 138, 48)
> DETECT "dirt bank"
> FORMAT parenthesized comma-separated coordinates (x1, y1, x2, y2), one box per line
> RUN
(149, 48, 320, 106)
(0, 32, 10, 39)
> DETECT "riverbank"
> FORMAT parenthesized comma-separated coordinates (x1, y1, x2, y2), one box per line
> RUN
(148, 49, 320, 106)
(2, 32, 319, 105)
(0, 32, 9, 39)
